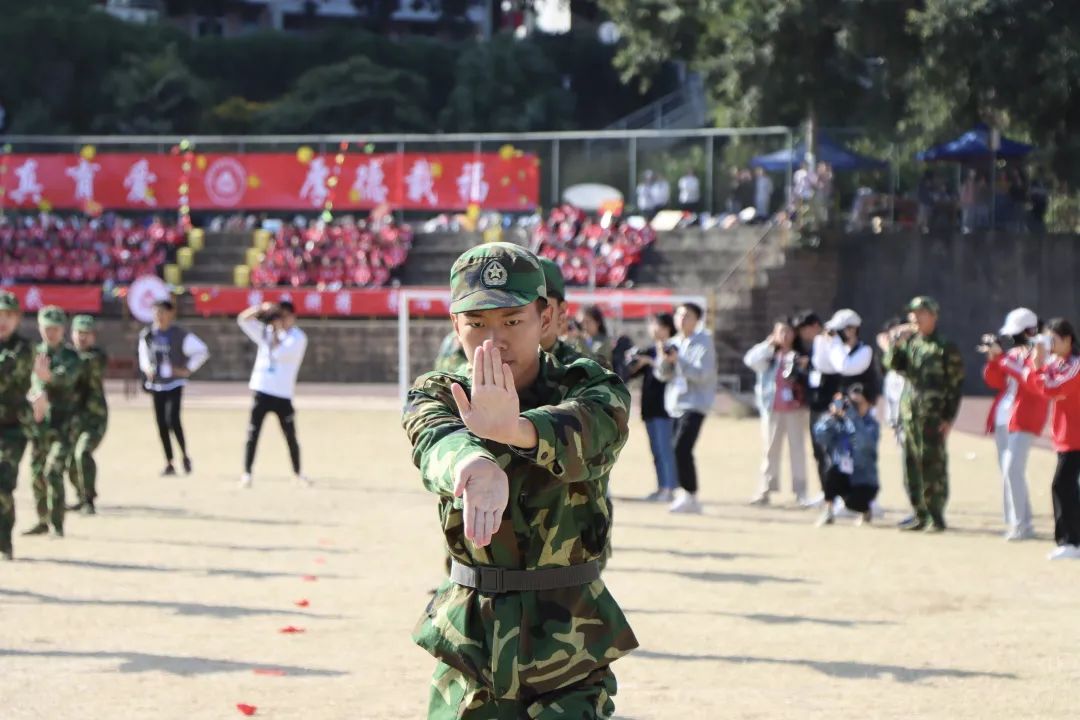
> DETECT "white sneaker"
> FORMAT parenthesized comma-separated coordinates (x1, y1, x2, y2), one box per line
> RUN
(669, 492, 702, 514)
(870, 500, 886, 520)
(748, 493, 770, 507)
(799, 493, 825, 509)
(645, 489, 674, 502)
(815, 509, 835, 527)
(1005, 527, 1036, 542)
(1047, 545, 1080, 560)
(833, 499, 858, 518)
(239, 473, 253, 489)
(295, 474, 313, 488)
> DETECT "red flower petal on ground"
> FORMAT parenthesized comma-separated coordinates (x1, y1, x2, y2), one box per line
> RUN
(314, 558, 326, 565)
(253, 668, 286, 676)
(294, 599, 310, 608)
(236, 703, 257, 716)
(279, 625, 306, 634)
(301, 575, 317, 582)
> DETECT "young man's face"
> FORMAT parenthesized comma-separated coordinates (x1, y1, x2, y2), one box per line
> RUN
(153, 306, 174, 327)
(72, 329, 94, 350)
(452, 302, 553, 390)
(909, 309, 937, 336)
(540, 299, 567, 349)
(675, 306, 699, 337)
(40, 324, 64, 346)
(798, 322, 822, 344)
(0, 309, 18, 339)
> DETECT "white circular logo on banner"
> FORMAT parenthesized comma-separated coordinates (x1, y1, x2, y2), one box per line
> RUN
(129, 275, 169, 324)
(204, 157, 248, 207)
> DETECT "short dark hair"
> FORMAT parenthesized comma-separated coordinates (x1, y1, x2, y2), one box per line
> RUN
(154, 299, 175, 311)
(773, 315, 794, 328)
(278, 300, 296, 315)
(680, 302, 703, 321)
(794, 311, 821, 329)
(652, 311, 677, 337)
(1046, 318, 1080, 356)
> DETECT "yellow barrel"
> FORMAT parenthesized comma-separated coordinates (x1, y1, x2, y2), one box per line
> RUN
(187, 228, 205, 251)
(234, 265, 251, 287)
(176, 246, 194, 270)
(163, 264, 181, 285)
(246, 247, 263, 269)
(253, 229, 271, 252)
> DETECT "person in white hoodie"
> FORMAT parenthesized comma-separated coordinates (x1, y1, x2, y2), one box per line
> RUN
(745, 317, 809, 505)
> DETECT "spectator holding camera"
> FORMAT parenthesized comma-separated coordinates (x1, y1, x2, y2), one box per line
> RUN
(237, 301, 308, 489)
(1001, 318, 1080, 560)
(625, 312, 680, 502)
(981, 308, 1049, 541)
(744, 317, 809, 506)
(812, 384, 880, 527)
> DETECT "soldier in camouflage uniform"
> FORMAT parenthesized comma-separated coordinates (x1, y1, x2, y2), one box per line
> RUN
(22, 306, 83, 538)
(402, 242, 637, 719)
(434, 330, 470, 376)
(882, 296, 965, 532)
(0, 291, 34, 560)
(66, 315, 108, 515)
(539, 257, 588, 366)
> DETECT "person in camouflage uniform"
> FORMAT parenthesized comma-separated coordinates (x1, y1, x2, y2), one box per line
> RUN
(0, 291, 34, 560)
(434, 330, 470, 376)
(402, 242, 637, 719)
(538, 257, 588, 367)
(23, 306, 83, 538)
(66, 315, 108, 515)
(882, 296, 965, 532)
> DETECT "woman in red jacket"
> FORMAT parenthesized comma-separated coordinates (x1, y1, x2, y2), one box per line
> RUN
(982, 308, 1049, 540)
(1005, 318, 1080, 560)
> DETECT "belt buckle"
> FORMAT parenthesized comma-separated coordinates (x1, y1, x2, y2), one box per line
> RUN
(478, 566, 505, 593)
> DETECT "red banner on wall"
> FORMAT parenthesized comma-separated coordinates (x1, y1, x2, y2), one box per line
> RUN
(0, 152, 540, 212)
(2, 285, 102, 313)
(189, 286, 674, 320)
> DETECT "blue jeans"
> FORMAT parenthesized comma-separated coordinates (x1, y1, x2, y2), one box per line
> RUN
(645, 417, 678, 490)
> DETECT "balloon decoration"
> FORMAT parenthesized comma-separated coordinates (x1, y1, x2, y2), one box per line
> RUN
(177, 138, 194, 230)
(296, 146, 315, 165)
(498, 144, 515, 161)
(80, 145, 97, 161)
(319, 141, 349, 223)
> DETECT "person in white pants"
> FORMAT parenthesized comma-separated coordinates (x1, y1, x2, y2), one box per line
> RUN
(981, 308, 1050, 540)
(745, 318, 809, 505)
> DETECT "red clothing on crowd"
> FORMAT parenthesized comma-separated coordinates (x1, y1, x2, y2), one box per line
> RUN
(1007, 354, 1080, 452)
(983, 350, 1050, 435)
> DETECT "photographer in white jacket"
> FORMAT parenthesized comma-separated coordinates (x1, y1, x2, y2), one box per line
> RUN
(237, 301, 308, 488)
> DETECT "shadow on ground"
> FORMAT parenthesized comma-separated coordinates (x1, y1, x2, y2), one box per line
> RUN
(623, 608, 895, 628)
(0, 648, 345, 677)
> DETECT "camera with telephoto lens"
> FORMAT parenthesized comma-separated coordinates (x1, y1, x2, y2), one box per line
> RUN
(976, 333, 1013, 354)
(256, 304, 283, 324)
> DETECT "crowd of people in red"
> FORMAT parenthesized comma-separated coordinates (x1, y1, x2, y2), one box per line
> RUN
(0, 215, 182, 285)
(531, 205, 655, 288)
(250, 216, 413, 289)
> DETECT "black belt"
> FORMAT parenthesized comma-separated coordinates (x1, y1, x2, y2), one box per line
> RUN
(449, 559, 600, 594)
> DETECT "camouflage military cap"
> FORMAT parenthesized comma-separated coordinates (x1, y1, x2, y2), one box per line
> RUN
(538, 257, 566, 302)
(449, 242, 547, 314)
(72, 315, 96, 331)
(38, 305, 67, 327)
(0, 290, 18, 312)
(908, 296, 940, 315)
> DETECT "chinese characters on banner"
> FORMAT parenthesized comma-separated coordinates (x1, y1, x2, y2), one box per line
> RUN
(0, 152, 540, 212)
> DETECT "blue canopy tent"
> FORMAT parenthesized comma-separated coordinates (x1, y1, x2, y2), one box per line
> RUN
(750, 133, 888, 172)
(916, 125, 1034, 162)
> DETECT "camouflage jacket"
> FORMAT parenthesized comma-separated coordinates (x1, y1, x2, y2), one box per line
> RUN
(565, 335, 614, 370)
(433, 331, 470, 376)
(883, 331, 965, 422)
(402, 353, 637, 699)
(31, 342, 83, 432)
(546, 338, 587, 367)
(73, 346, 109, 429)
(0, 332, 34, 430)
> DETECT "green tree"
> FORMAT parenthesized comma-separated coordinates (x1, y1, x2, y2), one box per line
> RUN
(95, 44, 209, 133)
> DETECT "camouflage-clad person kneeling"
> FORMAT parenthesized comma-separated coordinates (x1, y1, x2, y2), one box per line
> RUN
(67, 315, 108, 515)
(23, 306, 83, 538)
(0, 291, 34, 560)
(402, 242, 638, 719)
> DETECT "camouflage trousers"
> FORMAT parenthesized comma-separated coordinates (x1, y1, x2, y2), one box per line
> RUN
(901, 415, 949, 524)
(68, 421, 107, 503)
(0, 425, 29, 555)
(30, 427, 72, 531)
(428, 662, 616, 719)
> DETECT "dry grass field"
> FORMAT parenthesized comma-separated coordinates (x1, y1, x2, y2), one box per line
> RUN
(2, 383, 1078, 719)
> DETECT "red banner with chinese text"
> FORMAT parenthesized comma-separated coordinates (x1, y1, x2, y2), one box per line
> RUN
(0, 152, 539, 212)
(189, 286, 673, 320)
(1, 285, 102, 313)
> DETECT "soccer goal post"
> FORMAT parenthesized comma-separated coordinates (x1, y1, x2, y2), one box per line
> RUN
(397, 288, 710, 404)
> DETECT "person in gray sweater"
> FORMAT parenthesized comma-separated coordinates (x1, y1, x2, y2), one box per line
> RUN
(656, 303, 717, 513)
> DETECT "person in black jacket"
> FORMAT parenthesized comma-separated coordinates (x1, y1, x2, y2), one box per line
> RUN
(624, 312, 679, 502)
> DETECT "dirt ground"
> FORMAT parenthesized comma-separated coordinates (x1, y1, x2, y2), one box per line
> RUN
(2, 383, 1078, 719)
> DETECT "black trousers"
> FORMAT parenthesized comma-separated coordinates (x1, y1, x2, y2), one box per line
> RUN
(809, 410, 829, 491)
(672, 411, 705, 494)
(244, 391, 301, 475)
(823, 466, 879, 513)
(1052, 451, 1080, 546)
(152, 387, 187, 463)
